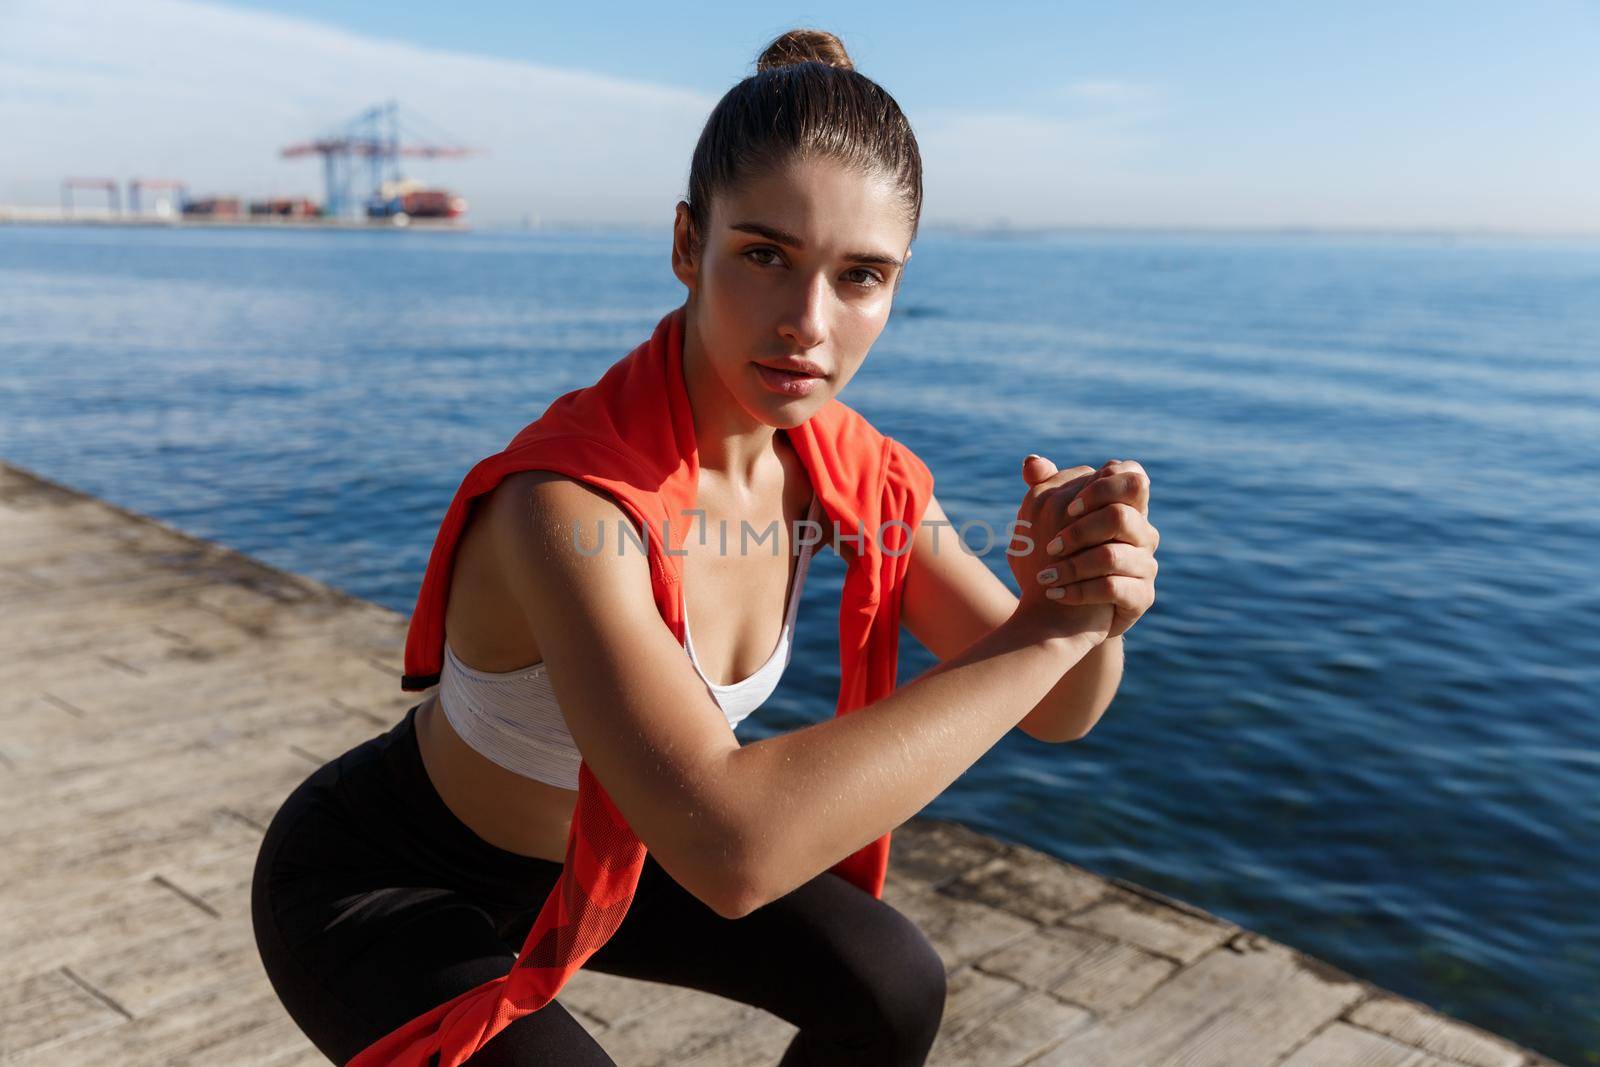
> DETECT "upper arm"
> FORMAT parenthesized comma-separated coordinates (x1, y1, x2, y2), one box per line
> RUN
(900, 493, 1019, 662)
(482, 471, 749, 915)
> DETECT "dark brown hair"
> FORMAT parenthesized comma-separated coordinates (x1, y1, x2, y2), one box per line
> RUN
(683, 28, 923, 261)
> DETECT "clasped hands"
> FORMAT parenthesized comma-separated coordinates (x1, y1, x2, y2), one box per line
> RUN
(1009, 455, 1159, 641)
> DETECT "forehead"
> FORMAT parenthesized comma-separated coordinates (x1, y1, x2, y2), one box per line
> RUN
(711, 156, 909, 251)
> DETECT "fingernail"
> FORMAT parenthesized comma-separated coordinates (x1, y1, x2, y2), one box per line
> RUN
(1067, 498, 1085, 517)
(1036, 567, 1057, 584)
(1046, 535, 1063, 555)
(1045, 587, 1066, 600)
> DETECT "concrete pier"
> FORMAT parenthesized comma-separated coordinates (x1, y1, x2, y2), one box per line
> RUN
(0, 458, 1565, 1066)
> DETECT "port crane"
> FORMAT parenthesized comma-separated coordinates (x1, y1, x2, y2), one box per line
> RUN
(60, 178, 120, 215)
(280, 100, 474, 219)
(128, 179, 188, 216)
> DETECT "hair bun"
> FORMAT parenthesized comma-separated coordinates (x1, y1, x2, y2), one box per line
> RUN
(756, 28, 854, 73)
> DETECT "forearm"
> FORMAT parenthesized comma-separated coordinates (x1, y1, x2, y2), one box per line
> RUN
(721, 616, 1099, 914)
(1018, 633, 1125, 743)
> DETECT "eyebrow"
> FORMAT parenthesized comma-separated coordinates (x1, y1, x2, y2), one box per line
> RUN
(729, 221, 903, 269)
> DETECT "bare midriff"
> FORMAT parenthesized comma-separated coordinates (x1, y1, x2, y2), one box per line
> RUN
(415, 691, 577, 862)
(412, 435, 839, 864)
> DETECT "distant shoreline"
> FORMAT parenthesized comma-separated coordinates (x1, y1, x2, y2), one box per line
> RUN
(918, 222, 1600, 242)
(4, 207, 1595, 242)
(452, 217, 1600, 241)
(0, 206, 469, 232)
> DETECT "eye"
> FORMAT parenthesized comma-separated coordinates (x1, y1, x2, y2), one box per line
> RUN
(743, 246, 884, 290)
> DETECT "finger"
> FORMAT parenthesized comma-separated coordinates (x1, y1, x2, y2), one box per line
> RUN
(1034, 543, 1156, 589)
(1045, 574, 1144, 606)
(1027, 464, 1098, 507)
(1036, 475, 1083, 554)
(1066, 461, 1147, 517)
(1075, 460, 1152, 518)
(1046, 503, 1150, 557)
(1022, 454, 1058, 486)
(1067, 464, 1150, 518)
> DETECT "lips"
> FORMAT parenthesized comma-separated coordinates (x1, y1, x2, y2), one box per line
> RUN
(753, 361, 826, 397)
(755, 358, 827, 378)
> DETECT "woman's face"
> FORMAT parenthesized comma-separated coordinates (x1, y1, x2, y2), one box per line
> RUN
(673, 155, 913, 429)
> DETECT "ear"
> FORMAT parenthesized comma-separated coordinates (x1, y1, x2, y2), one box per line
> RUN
(671, 201, 699, 289)
(896, 248, 912, 289)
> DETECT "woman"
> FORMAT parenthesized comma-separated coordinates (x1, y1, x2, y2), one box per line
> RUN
(252, 27, 1157, 1067)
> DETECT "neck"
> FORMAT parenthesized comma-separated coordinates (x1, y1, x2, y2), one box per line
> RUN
(680, 304, 785, 500)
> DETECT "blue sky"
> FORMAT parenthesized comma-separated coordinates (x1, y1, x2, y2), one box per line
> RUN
(3, 0, 1597, 231)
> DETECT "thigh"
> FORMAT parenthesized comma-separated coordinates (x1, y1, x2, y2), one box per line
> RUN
(541, 854, 944, 1035)
(312, 894, 614, 1067)
(253, 797, 612, 1064)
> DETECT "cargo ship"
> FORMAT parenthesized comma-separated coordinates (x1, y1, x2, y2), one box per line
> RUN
(366, 178, 467, 221)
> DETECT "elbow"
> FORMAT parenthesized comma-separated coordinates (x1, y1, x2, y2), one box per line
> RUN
(712, 833, 771, 920)
(657, 843, 758, 920)
(677, 745, 792, 919)
(1061, 697, 1118, 742)
(1057, 713, 1107, 744)
(695, 855, 764, 921)
(710, 817, 779, 919)
(1021, 719, 1087, 745)
(1024, 706, 1108, 744)
(692, 751, 770, 919)
(714, 881, 764, 921)
(1062, 713, 1104, 742)
(665, 807, 766, 920)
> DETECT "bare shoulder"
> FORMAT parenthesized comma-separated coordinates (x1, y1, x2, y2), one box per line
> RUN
(471, 471, 672, 673)
(485, 469, 633, 541)
(480, 470, 649, 596)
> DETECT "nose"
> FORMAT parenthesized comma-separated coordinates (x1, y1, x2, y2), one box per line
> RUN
(776, 271, 828, 350)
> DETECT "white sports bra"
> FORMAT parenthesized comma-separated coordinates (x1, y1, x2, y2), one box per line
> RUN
(438, 494, 822, 790)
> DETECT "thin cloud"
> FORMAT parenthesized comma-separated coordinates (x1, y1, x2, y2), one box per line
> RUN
(0, 0, 715, 222)
(916, 103, 1168, 226)
(1057, 79, 1163, 108)
(0, 0, 1177, 227)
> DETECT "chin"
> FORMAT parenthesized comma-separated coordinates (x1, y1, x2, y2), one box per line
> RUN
(747, 390, 829, 430)
(777, 388, 835, 417)
(776, 406, 822, 430)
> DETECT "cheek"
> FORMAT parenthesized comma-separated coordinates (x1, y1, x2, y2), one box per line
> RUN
(705, 258, 762, 304)
(703, 274, 771, 342)
(839, 357, 869, 388)
(840, 303, 890, 353)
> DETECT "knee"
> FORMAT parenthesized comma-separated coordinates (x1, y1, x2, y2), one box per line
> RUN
(854, 918, 948, 1056)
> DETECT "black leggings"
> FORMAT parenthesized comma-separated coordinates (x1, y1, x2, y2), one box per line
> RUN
(250, 702, 947, 1065)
